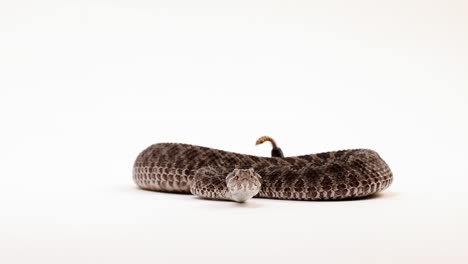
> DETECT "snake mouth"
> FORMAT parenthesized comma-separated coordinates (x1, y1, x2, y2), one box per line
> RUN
(229, 186, 260, 202)
(228, 178, 262, 202)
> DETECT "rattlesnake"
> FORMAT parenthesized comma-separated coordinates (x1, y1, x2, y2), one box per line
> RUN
(133, 136, 393, 202)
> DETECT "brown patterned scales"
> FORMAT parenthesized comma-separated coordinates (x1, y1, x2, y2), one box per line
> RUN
(133, 136, 393, 202)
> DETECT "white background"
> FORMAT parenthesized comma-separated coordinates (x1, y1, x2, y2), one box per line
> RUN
(1, 0, 467, 263)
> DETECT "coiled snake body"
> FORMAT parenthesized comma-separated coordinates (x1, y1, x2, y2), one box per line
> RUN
(133, 137, 393, 202)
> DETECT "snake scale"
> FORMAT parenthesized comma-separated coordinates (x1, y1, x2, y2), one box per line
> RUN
(133, 136, 393, 202)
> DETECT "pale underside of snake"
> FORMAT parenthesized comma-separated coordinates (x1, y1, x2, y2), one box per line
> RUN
(133, 136, 393, 202)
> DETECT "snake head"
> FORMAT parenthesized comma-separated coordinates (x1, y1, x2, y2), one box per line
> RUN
(225, 168, 262, 202)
